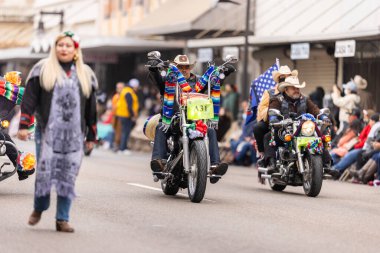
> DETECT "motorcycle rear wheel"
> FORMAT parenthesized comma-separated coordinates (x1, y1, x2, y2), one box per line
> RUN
(303, 153, 323, 197)
(188, 140, 208, 203)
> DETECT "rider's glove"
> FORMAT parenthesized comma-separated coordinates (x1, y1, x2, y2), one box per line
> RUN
(147, 59, 160, 71)
(223, 64, 236, 77)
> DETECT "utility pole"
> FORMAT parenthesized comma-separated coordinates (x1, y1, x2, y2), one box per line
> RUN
(242, 0, 251, 100)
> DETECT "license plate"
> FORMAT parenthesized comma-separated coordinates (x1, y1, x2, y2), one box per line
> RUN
(186, 98, 214, 120)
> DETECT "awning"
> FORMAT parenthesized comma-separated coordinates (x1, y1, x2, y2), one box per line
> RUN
(128, 0, 217, 36)
(187, 0, 380, 48)
(81, 37, 186, 53)
(0, 37, 185, 62)
(0, 23, 34, 49)
(0, 47, 47, 62)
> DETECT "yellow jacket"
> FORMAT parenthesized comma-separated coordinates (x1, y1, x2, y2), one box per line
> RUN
(115, 87, 139, 118)
(257, 87, 279, 122)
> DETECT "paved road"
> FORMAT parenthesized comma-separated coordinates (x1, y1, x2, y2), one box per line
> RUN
(1, 140, 379, 253)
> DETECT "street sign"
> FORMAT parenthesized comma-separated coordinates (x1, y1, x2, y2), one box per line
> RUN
(334, 40, 356, 57)
(197, 48, 213, 63)
(291, 43, 310, 60)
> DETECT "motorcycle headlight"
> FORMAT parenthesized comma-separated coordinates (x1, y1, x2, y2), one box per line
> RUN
(301, 120, 315, 137)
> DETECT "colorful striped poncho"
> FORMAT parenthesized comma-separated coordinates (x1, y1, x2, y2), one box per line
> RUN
(161, 65, 221, 131)
(0, 80, 25, 105)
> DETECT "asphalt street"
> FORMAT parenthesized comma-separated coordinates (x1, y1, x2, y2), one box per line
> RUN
(1, 140, 379, 253)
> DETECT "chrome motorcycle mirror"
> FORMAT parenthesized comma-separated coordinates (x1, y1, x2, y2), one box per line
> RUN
(319, 108, 330, 116)
(160, 70, 167, 77)
(225, 54, 238, 63)
(268, 109, 282, 117)
(147, 51, 161, 60)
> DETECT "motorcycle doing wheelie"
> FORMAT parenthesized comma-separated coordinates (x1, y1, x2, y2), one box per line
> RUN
(146, 51, 237, 203)
(258, 108, 331, 197)
(0, 117, 36, 182)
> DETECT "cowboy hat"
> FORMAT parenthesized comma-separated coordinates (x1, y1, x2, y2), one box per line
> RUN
(173, 55, 196, 68)
(353, 75, 367, 89)
(143, 114, 161, 141)
(278, 76, 306, 92)
(272, 65, 298, 83)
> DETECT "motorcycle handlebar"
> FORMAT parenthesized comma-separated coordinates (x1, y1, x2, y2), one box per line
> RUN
(270, 119, 331, 127)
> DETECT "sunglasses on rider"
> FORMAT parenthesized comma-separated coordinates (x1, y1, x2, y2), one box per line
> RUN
(177, 65, 191, 70)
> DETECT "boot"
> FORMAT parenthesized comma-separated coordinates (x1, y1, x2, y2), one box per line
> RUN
(28, 210, 42, 226)
(150, 159, 165, 173)
(150, 159, 165, 179)
(328, 168, 341, 180)
(210, 163, 228, 176)
(56, 220, 75, 233)
(209, 163, 229, 184)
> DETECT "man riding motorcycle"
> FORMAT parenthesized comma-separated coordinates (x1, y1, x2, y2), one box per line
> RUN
(253, 66, 297, 162)
(263, 76, 331, 174)
(147, 54, 236, 183)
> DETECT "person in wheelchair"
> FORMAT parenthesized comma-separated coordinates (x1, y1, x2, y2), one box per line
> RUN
(147, 54, 236, 183)
(0, 72, 35, 181)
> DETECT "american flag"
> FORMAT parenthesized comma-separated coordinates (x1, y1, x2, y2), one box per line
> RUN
(253, 62, 278, 102)
(245, 60, 279, 125)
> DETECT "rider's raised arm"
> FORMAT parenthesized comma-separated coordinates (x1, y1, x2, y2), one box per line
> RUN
(306, 98, 321, 118)
(146, 59, 165, 95)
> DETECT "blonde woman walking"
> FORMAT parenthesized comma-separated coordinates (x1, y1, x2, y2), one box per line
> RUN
(17, 31, 98, 233)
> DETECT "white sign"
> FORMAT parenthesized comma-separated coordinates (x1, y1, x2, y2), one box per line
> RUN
(335, 40, 356, 57)
(291, 43, 310, 60)
(222, 47, 239, 61)
(197, 48, 213, 63)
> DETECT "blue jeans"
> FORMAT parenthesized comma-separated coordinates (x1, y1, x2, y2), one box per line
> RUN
(330, 152, 341, 165)
(230, 139, 257, 165)
(372, 152, 380, 180)
(119, 117, 134, 151)
(152, 123, 220, 165)
(34, 195, 72, 221)
(334, 149, 362, 172)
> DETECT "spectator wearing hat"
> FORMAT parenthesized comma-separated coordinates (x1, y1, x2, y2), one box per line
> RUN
(354, 75, 375, 110)
(115, 79, 140, 154)
(328, 113, 380, 179)
(332, 81, 360, 135)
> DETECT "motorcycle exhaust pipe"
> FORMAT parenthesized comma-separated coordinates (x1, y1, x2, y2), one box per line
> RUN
(258, 167, 268, 173)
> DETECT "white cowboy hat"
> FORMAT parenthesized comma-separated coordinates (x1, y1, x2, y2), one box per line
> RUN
(272, 65, 298, 83)
(353, 75, 367, 89)
(173, 55, 196, 68)
(143, 114, 161, 141)
(278, 76, 306, 92)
